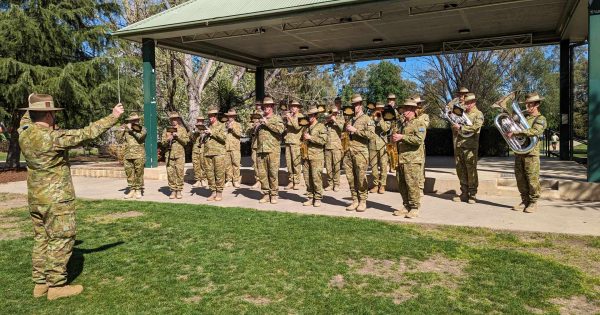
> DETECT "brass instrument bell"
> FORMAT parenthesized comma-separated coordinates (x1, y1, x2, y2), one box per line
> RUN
(131, 123, 142, 132)
(366, 103, 376, 111)
(382, 106, 397, 121)
(342, 105, 355, 117)
(166, 127, 177, 133)
(298, 115, 310, 126)
(316, 104, 326, 113)
(250, 112, 262, 120)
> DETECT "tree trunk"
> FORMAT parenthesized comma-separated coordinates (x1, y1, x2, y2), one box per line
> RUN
(5, 111, 21, 169)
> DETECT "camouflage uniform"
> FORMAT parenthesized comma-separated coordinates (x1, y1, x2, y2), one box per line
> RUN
(396, 117, 427, 210)
(324, 115, 344, 189)
(302, 122, 327, 200)
(191, 130, 207, 183)
(454, 108, 484, 198)
(344, 113, 375, 203)
(204, 121, 227, 192)
(18, 112, 118, 287)
(225, 121, 242, 184)
(256, 115, 285, 197)
(161, 125, 189, 192)
(246, 125, 259, 185)
(368, 118, 390, 188)
(513, 113, 547, 205)
(418, 114, 430, 191)
(116, 126, 146, 191)
(284, 114, 303, 187)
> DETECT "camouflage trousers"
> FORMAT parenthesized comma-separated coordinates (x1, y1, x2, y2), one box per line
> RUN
(420, 150, 426, 191)
(454, 147, 479, 197)
(303, 158, 324, 200)
(166, 156, 185, 191)
(515, 155, 541, 204)
(225, 150, 241, 183)
(192, 151, 206, 182)
(251, 149, 259, 184)
(285, 144, 302, 185)
(343, 150, 369, 202)
(397, 163, 422, 209)
(205, 154, 225, 193)
(369, 146, 389, 187)
(30, 201, 76, 286)
(124, 158, 145, 190)
(324, 149, 342, 188)
(257, 151, 280, 197)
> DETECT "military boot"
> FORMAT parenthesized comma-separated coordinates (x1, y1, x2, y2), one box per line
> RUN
(378, 186, 385, 194)
(215, 192, 223, 201)
(393, 206, 410, 216)
(324, 186, 330, 191)
(512, 202, 527, 211)
(233, 182, 240, 188)
(134, 190, 142, 199)
(356, 201, 367, 212)
(259, 195, 270, 203)
(207, 192, 216, 201)
(467, 196, 477, 204)
(369, 186, 378, 194)
(33, 284, 48, 298)
(201, 180, 208, 187)
(252, 182, 261, 189)
(47, 285, 83, 300)
(124, 190, 135, 199)
(303, 199, 313, 206)
(169, 191, 176, 199)
(224, 181, 232, 188)
(176, 191, 183, 199)
(452, 194, 467, 202)
(313, 200, 321, 207)
(524, 202, 538, 213)
(285, 182, 294, 190)
(333, 186, 340, 192)
(192, 181, 201, 188)
(346, 200, 359, 211)
(405, 208, 420, 219)
(270, 196, 278, 204)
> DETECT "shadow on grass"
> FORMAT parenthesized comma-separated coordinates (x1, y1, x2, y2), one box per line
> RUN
(67, 240, 124, 284)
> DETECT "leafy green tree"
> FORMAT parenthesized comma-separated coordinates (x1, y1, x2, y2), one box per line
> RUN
(365, 61, 408, 103)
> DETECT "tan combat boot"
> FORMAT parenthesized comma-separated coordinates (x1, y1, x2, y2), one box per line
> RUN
(201, 180, 208, 187)
(215, 192, 223, 201)
(512, 202, 527, 211)
(224, 181, 232, 188)
(47, 285, 83, 300)
(324, 186, 330, 191)
(134, 190, 142, 199)
(467, 196, 477, 204)
(452, 194, 467, 202)
(378, 186, 385, 194)
(192, 181, 201, 188)
(393, 206, 409, 216)
(346, 200, 359, 211)
(169, 191, 176, 199)
(303, 200, 313, 206)
(176, 190, 183, 199)
(369, 186, 378, 194)
(524, 202, 538, 213)
(124, 190, 135, 199)
(313, 200, 321, 207)
(252, 182, 261, 189)
(285, 182, 294, 190)
(356, 201, 367, 212)
(33, 284, 48, 298)
(259, 195, 270, 203)
(405, 208, 420, 219)
(292, 184, 300, 190)
(233, 182, 240, 188)
(270, 196, 278, 204)
(333, 186, 340, 192)
(207, 192, 216, 201)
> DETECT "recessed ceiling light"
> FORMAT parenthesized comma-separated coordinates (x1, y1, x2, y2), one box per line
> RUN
(459, 28, 471, 34)
(299, 46, 309, 51)
(373, 38, 383, 44)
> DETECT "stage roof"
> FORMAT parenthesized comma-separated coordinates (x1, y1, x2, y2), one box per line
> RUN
(113, 0, 589, 68)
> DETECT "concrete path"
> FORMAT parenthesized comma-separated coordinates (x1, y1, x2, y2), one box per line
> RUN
(1, 177, 598, 236)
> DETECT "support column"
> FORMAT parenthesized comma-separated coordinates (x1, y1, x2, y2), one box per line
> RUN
(559, 40, 572, 160)
(255, 67, 265, 101)
(142, 38, 158, 168)
(589, 2, 600, 182)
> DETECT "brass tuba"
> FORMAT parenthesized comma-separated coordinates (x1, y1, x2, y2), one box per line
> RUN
(493, 92, 538, 154)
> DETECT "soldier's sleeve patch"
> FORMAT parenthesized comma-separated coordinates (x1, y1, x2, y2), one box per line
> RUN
(418, 128, 425, 132)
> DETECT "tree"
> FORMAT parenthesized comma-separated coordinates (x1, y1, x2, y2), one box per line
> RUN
(365, 61, 409, 103)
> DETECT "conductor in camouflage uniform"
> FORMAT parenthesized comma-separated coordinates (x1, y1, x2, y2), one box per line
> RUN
(452, 93, 484, 204)
(247, 109, 262, 189)
(224, 109, 242, 188)
(256, 96, 285, 204)
(162, 112, 189, 199)
(191, 117, 207, 188)
(204, 107, 227, 201)
(117, 114, 147, 199)
(302, 106, 328, 207)
(369, 102, 390, 194)
(324, 106, 343, 191)
(412, 96, 429, 194)
(344, 94, 375, 212)
(507, 93, 547, 213)
(18, 93, 124, 300)
(283, 100, 304, 190)
(392, 98, 427, 219)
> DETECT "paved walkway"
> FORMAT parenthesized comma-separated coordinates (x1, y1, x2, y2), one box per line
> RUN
(1, 177, 598, 236)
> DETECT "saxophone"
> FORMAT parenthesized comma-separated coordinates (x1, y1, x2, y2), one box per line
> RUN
(299, 116, 310, 160)
(341, 105, 354, 152)
(385, 121, 399, 172)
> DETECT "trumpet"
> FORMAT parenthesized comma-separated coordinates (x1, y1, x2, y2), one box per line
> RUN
(372, 111, 382, 121)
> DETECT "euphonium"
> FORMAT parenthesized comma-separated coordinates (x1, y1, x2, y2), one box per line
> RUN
(494, 100, 538, 154)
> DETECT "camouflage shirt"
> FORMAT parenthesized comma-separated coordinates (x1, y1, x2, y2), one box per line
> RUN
(348, 113, 375, 154)
(204, 121, 227, 157)
(18, 112, 118, 204)
(397, 117, 427, 164)
(246, 125, 259, 150)
(368, 119, 390, 151)
(116, 127, 146, 160)
(191, 130, 206, 155)
(305, 122, 327, 159)
(161, 125, 189, 160)
(284, 113, 303, 145)
(325, 115, 344, 150)
(257, 114, 285, 154)
(225, 121, 242, 152)
(456, 107, 484, 149)
(514, 113, 547, 157)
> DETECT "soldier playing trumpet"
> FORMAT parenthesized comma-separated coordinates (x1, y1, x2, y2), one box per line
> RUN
(324, 106, 344, 191)
(204, 107, 227, 201)
(191, 116, 208, 188)
(224, 109, 242, 188)
(283, 100, 304, 190)
(162, 112, 189, 199)
(256, 97, 285, 204)
(117, 114, 147, 199)
(302, 106, 328, 207)
(369, 102, 390, 194)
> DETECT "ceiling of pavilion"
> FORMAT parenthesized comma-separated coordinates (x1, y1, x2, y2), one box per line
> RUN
(114, 0, 589, 68)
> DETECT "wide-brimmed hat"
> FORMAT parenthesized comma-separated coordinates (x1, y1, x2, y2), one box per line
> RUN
(126, 114, 141, 121)
(196, 116, 205, 122)
(459, 87, 470, 94)
(387, 93, 396, 100)
(463, 93, 477, 103)
(521, 92, 545, 104)
(375, 102, 385, 109)
(168, 112, 181, 119)
(307, 106, 320, 115)
(262, 96, 275, 105)
(195, 119, 206, 126)
(19, 93, 63, 111)
(401, 99, 419, 107)
(225, 109, 237, 116)
(351, 94, 363, 104)
(207, 107, 219, 115)
(290, 100, 301, 107)
(410, 95, 425, 105)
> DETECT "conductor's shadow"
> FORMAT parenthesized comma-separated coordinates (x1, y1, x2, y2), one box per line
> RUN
(233, 188, 263, 200)
(278, 191, 306, 203)
(67, 240, 124, 284)
(366, 200, 396, 213)
(158, 186, 172, 196)
(321, 195, 349, 207)
(190, 187, 211, 197)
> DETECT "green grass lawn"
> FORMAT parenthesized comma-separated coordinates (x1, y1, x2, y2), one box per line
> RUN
(1, 195, 599, 314)
(574, 143, 588, 159)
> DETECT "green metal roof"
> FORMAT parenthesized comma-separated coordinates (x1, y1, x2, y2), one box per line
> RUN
(114, 0, 364, 37)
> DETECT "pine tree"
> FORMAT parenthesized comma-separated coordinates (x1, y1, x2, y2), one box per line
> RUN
(0, 0, 137, 168)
